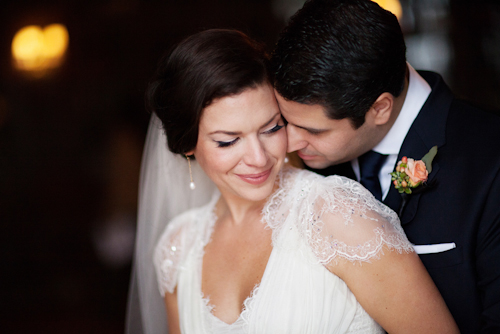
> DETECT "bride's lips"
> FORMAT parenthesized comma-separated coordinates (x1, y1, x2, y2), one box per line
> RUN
(297, 151, 317, 160)
(236, 168, 272, 185)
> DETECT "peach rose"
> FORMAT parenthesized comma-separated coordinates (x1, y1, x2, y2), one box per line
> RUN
(406, 158, 428, 186)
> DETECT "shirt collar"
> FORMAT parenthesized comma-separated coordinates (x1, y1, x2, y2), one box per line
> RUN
(372, 64, 431, 155)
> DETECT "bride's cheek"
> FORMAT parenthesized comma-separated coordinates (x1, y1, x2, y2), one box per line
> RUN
(214, 148, 243, 168)
(274, 132, 288, 155)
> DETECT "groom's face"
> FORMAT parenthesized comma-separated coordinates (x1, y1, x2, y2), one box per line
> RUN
(275, 92, 376, 169)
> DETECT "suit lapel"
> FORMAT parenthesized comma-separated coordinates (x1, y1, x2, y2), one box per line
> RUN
(384, 179, 402, 214)
(384, 71, 453, 224)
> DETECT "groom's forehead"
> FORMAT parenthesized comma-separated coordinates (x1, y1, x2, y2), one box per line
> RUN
(280, 101, 331, 125)
(276, 93, 327, 118)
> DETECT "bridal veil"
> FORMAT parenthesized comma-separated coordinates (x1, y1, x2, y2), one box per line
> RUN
(126, 114, 216, 334)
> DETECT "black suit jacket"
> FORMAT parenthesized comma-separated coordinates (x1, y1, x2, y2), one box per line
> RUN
(311, 71, 500, 333)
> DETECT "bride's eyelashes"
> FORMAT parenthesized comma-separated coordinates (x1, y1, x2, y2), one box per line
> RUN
(214, 123, 284, 148)
(263, 123, 284, 135)
(216, 138, 239, 148)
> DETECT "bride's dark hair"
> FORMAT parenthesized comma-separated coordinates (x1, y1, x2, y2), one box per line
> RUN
(146, 29, 271, 155)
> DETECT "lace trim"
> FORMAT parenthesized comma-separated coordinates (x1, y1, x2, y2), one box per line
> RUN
(200, 238, 259, 333)
(240, 283, 260, 324)
(154, 210, 198, 295)
(154, 194, 219, 295)
(306, 177, 413, 264)
(202, 283, 259, 331)
(315, 226, 414, 264)
(263, 167, 414, 264)
(261, 166, 296, 235)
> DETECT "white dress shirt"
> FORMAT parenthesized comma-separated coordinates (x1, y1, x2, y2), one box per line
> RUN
(351, 64, 431, 200)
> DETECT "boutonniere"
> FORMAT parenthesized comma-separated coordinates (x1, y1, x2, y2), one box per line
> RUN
(390, 146, 438, 216)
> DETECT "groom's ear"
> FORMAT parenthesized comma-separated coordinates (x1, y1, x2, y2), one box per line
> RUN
(369, 92, 394, 126)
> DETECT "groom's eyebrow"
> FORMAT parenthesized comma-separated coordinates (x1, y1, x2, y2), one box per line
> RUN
(291, 123, 326, 135)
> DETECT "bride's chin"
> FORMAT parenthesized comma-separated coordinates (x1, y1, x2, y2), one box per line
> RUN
(242, 179, 278, 203)
(248, 190, 275, 203)
(260, 175, 281, 200)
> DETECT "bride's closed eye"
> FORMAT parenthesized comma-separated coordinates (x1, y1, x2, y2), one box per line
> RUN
(215, 122, 284, 148)
(216, 138, 239, 148)
(263, 123, 284, 135)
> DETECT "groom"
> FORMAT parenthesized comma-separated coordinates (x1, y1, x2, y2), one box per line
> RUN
(270, 0, 500, 333)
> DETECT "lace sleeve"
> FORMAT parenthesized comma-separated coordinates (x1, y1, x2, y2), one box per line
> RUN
(300, 175, 414, 264)
(153, 210, 197, 295)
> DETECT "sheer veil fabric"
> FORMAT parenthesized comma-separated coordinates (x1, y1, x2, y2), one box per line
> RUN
(126, 114, 216, 334)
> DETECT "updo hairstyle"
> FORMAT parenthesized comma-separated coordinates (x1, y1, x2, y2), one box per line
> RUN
(146, 29, 271, 155)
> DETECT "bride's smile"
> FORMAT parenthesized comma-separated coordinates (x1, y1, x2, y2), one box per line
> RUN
(234, 168, 272, 185)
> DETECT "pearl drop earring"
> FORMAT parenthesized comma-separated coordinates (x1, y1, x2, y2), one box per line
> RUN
(186, 155, 196, 190)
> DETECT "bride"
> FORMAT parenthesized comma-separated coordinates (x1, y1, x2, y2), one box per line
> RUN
(126, 29, 458, 333)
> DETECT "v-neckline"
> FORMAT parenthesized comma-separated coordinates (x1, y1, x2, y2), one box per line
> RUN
(198, 197, 276, 326)
(201, 248, 275, 326)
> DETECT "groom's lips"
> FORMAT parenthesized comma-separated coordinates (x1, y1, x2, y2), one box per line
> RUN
(297, 151, 318, 160)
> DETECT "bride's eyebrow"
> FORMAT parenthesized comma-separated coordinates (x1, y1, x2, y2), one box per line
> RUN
(209, 130, 241, 136)
(259, 112, 281, 129)
(208, 112, 281, 136)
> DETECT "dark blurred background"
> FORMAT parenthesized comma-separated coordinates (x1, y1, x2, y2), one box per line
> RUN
(1, 0, 499, 333)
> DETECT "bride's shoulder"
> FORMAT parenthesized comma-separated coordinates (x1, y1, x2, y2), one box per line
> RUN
(281, 167, 413, 264)
(158, 203, 209, 243)
(283, 166, 371, 200)
(153, 200, 216, 295)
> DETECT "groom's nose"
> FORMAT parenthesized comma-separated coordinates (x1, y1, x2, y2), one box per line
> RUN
(286, 125, 308, 153)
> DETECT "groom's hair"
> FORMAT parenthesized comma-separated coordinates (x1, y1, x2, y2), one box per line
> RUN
(147, 29, 270, 155)
(270, 0, 407, 129)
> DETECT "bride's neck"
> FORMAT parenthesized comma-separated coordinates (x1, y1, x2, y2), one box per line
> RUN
(215, 195, 266, 226)
(214, 172, 282, 226)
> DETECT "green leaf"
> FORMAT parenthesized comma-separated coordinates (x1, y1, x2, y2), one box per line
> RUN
(421, 146, 438, 173)
(410, 181, 421, 188)
(404, 188, 412, 194)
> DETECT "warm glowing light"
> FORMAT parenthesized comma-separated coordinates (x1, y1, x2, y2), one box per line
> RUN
(373, 0, 403, 20)
(41, 24, 69, 58)
(11, 24, 69, 74)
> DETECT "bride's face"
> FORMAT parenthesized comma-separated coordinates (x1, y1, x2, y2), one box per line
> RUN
(190, 83, 287, 203)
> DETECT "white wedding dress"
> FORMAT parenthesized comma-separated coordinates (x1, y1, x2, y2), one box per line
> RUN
(154, 166, 414, 334)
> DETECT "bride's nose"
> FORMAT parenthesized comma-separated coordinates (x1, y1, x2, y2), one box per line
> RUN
(243, 138, 268, 167)
(287, 125, 308, 153)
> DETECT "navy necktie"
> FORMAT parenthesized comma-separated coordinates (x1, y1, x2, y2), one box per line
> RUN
(358, 150, 388, 201)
